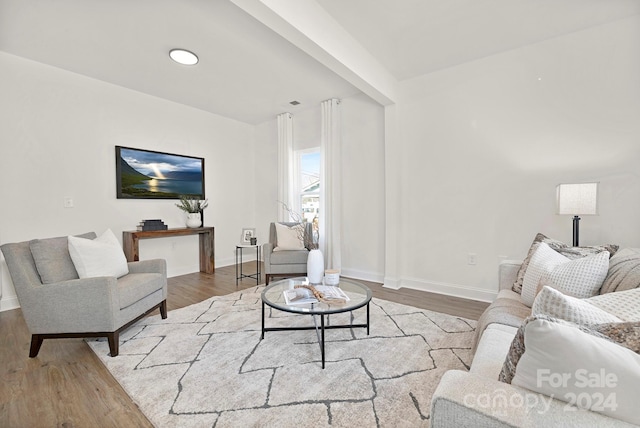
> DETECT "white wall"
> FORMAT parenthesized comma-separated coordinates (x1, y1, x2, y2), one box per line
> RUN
(387, 16, 640, 301)
(0, 52, 256, 310)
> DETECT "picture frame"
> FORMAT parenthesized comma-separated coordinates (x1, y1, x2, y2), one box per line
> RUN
(115, 146, 205, 199)
(241, 228, 255, 244)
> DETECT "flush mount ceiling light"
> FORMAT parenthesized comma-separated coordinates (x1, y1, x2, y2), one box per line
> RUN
(169, 49, 199, 65)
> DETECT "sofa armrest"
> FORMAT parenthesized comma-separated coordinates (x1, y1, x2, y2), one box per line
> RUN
(19, 277, 120, 334)
(498, 260, 522, 292)
(431, 370, 634, 428)
(127, 258, 166, 276)
(263, 242, 274, 263)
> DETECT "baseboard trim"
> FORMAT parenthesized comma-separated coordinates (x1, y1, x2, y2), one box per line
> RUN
(394, 277, 496, 303)
(340, 268, 384, 284)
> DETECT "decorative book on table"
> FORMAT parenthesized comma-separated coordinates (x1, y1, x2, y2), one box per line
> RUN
(137, 219, 168, 231)
(283, 285, 350, 305)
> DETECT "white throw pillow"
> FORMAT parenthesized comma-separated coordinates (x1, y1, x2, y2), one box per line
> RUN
(540, 250, 610, 299)
(532, 286, 622, 325)
(512, 318, 640, 426)
(68, 229, 129, 278)
(587, 288, 640, 322)
(273, 223, 305, 251)
(521, 242, 569, 307)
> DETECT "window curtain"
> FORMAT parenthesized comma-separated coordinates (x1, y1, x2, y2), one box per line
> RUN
(320, 98, 341, 270)
(277, 112, 294, 222)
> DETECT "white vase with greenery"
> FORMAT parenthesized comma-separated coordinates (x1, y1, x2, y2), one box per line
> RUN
(176, 195, 208, 228)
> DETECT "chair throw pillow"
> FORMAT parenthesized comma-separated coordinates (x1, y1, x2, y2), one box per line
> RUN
(503, 316, 640, 426)
(30, 232, 97, 284)
(68, 229, 129, 279)
(273, 223, 305, 252)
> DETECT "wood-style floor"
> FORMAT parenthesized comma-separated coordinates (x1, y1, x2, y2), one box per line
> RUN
(0, 263, 488, 427)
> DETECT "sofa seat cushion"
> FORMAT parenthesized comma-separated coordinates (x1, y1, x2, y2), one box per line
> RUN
(470, 324, 517, 379)
(269, 249, 309, 265)
(117, 273, 164, 310)
(29, 232, 97, 284)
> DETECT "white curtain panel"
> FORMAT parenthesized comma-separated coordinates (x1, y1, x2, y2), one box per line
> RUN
(320, 99, 342, 270)
(277, 112, 294, 222)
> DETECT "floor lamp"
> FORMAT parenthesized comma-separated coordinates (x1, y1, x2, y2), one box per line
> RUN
(556, 183, 598, 247)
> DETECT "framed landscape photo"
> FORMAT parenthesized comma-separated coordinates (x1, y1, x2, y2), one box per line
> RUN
(241, 228, 255, 244)
(116, 146, 205, 199)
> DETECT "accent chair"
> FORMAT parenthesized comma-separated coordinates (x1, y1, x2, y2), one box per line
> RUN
(263, 222, 313, 285)
(1, 232, 167, 358)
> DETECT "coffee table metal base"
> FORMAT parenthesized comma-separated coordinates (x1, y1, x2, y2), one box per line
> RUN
(260, 302, 370, 369)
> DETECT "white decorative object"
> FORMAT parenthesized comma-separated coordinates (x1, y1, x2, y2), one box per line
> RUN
(307, 249, 324, 284)
(68, 229, 129, 279)
(186, 213, 201, 228)
(325, 269, 340, 286)
(273, 223, 304, 251)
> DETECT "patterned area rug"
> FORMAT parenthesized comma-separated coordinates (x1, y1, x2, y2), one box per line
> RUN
(87, 285, 476, 427)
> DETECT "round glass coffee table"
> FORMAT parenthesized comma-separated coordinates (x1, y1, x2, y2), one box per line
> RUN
(261, 277, 372, 369)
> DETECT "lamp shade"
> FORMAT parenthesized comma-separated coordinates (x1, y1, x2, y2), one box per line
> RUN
(556, 183, 598, 215)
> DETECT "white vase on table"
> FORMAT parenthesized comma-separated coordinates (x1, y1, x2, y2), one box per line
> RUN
(307, 248, 324, 284)
(186, 213, 201, 228)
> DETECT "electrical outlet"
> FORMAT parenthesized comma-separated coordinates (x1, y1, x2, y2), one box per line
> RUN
(467, 253, 477, 265)
(63, 197, 74, 208)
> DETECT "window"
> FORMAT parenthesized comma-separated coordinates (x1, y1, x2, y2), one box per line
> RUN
(295, 149, 320, 234)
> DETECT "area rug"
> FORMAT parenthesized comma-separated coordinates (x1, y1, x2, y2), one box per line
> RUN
(87, 285, 476, 427)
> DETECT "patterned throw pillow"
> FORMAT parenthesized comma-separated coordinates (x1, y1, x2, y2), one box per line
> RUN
(521, 243, 569, 307)
(512, 233, 567, 294)
(587, 287, 640, 321)
(539, 250, 610, 299)
(512, 233, 618, 294)
(532, 286, 622, 325)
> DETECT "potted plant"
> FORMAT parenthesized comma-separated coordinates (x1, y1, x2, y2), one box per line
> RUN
(176, 195, 208, 228)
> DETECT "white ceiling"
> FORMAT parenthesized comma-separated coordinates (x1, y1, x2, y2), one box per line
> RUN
(1, 0, 639, 125)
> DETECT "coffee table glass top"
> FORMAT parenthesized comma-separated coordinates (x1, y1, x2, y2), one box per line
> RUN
(262, 277, 372, 315)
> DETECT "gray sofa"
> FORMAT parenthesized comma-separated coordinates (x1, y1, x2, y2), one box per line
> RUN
(430, 260, 636, 427)
(1, 232, 167, 357)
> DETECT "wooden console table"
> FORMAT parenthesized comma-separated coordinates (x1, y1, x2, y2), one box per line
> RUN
(122, 227, 215, 274)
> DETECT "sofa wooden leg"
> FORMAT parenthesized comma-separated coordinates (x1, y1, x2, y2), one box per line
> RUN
(160, 300, 167, 319)
(107, 332, 119, 357)
(29, 334, 44, 358)
(266, 274, 270, 285)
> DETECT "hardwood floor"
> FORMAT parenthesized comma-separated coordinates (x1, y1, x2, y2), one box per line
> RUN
(0, 263, 488, 427)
